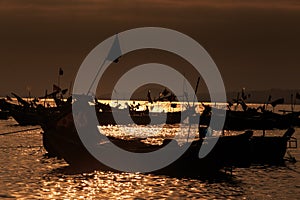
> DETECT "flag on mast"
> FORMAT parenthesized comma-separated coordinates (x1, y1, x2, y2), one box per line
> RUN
(106, 34, 122, 63)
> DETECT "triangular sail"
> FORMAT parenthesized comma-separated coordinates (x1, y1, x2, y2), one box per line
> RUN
(106, 34, 122, 63)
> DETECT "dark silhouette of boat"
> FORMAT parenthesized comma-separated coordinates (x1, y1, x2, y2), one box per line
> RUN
(95, 100, 187, 125)
(0, 91, 187, 126)
(41, 110, 253, 175)
(40, 96, 251, 174)
(0, 91, 71, 126)
(99, 86, 197, 126)
(250, 128, 295, 164)
(40, 95, 296, 176)
(200, 102, 300, 130)
(198, 90, 300, 130)
(2, 89, 299, 132)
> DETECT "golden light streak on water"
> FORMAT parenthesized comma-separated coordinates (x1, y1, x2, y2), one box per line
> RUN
(1, 104, 300, 198)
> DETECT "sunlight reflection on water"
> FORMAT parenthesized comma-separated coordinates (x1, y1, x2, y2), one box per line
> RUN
(1, 116, 300, 199)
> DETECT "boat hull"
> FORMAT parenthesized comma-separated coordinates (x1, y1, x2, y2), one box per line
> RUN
(42, 116, 253, 176)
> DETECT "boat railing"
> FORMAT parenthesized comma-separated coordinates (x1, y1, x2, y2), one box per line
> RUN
(287, 137, 297, 149)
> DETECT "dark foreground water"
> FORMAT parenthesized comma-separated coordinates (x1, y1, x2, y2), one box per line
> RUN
(1, 118, 300, 199)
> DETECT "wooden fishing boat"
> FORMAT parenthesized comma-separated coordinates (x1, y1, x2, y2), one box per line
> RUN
(0, 93, 70, 126)
(200, 105, 300, 130)
(43, 123, 295, 177)
(250, 128, 295, 164)
(40, 95, 296, 176)
(3, 101, 62, 126)
(41, 99, 253, 175)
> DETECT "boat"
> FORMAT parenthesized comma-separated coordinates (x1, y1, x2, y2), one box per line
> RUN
(200, 103, 300, 130)
(250, 128, 295, 164)
(42, 120, 253, 175)
(0, 92, 71, 126)
(43, 125, 295, 177)
(95, 100, 194, 125)
(41, 96, 255, 175)
(198, 89, 300, 130)
(0, 99, 54, 126)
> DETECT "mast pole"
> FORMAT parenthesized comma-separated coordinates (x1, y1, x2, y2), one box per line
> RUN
(187, 77, 200, 142)
(87, 59, 106, 96)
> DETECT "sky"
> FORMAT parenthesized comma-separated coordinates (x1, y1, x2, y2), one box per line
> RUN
(0, 0, 299, 97)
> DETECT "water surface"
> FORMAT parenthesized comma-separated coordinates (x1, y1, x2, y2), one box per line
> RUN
(1, 116, 300, 199)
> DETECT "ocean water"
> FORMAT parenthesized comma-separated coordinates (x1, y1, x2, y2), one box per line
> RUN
(1, 106, 300, 199)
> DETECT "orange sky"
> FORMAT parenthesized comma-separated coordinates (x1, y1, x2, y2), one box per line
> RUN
(0, 0, 299, 96)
